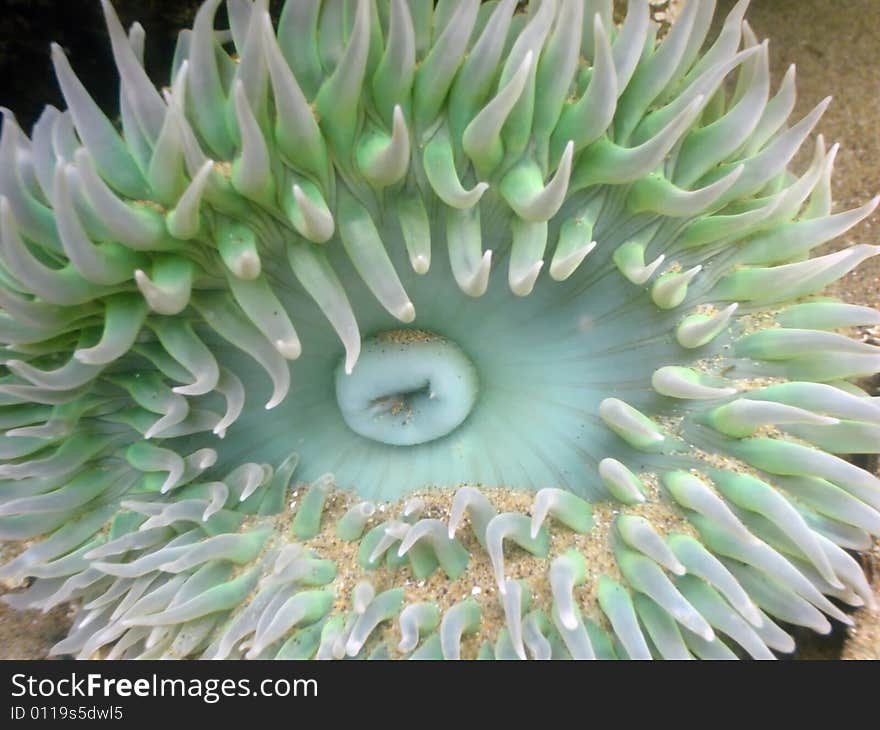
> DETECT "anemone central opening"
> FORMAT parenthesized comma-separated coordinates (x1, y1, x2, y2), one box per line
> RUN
(334, 330, 479, 447)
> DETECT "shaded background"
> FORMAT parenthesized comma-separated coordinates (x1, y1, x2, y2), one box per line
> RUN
(0, 0, 877, 658)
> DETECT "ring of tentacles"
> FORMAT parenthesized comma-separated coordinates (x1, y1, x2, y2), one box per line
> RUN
(1, 0, 879, 660)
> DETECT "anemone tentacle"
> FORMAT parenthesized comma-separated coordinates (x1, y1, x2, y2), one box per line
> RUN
(1, 0, 879, 660)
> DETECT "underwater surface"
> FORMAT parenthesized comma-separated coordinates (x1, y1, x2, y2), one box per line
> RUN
(0, 0, 878, 659)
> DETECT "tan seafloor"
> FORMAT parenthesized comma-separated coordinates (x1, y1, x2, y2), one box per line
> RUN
(0, 0, 879, 659)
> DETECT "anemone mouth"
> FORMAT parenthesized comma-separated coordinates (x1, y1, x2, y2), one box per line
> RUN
(335, 329, 479, 447)
(1, 0, 880, 661)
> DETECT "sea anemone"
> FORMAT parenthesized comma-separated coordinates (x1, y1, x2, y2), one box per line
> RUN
(1, 0, 878, 660)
